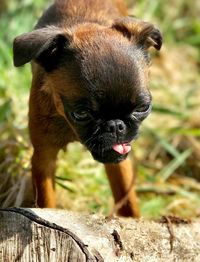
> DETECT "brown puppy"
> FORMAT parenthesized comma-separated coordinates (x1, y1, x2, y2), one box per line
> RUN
(13, 0, 162, 217)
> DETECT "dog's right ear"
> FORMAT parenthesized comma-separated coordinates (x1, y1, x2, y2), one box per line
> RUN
(112, 18, 162, 51)
(13, 26, 72, 71)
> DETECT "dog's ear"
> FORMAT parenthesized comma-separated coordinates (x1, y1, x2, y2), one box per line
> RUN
(112, 17, 162, 50)
(13, 26, 72, 70)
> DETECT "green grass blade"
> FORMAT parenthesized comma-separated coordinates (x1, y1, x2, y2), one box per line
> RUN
(144, 127, 180, 158)
(156, 149, 192, 181)
(172, 128, 200, 137)
(56, 181, 75, 193)
(55, 176, 72, 182)
(152, 104, 188, 119)
(156, 137, 180, 158)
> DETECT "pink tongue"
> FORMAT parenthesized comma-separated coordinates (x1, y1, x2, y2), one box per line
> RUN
(112, 144, 131, 155)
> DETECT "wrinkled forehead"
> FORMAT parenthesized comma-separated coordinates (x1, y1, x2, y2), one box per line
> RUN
(75, 34, 148, 105)
(49, 29, 149, 111)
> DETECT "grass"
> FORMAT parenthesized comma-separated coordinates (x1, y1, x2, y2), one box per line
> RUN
(0, 0, 200, 218)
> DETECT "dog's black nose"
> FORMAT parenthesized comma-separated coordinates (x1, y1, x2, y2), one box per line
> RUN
(105, 120, 126, 134)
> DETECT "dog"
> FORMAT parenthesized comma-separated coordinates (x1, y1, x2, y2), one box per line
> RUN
(13, 0, 162, 217)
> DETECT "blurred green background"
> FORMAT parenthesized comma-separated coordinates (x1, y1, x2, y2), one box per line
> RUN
(0, 0, 200, 218)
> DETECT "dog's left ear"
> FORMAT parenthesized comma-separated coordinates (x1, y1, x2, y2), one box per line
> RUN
(112, 17, 162, 50)
(13, 26, 72, 71)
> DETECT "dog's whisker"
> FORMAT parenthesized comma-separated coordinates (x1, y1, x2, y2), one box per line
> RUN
(84, 128, 100, 146)
(131, 114, 139, 122)
(85, 137, 96, 148)
(101, 147, 105, 159)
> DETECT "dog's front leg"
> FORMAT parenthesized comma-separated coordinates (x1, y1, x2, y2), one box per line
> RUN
(105, 158, 140, 217)
(31, 146, 59, 208)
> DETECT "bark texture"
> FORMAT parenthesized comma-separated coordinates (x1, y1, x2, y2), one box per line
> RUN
(0, 208, 199, 262)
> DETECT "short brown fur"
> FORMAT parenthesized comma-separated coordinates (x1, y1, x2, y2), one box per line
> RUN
(13, 0, 162, 217)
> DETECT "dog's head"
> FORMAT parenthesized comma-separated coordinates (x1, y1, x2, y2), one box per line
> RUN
(13, 18, 162, 163)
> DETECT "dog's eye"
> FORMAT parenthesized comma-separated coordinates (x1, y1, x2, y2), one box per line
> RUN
(135, 104, 151, 113)
(130, 104, 152, 122)
(72, 110, 91, 122)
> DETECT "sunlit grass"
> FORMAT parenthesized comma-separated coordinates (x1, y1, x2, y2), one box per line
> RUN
(0, 0, 199, 218)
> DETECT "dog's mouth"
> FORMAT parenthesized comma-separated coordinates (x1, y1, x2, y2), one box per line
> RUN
(89, 142, 132, 164)
(112, 143, 131, 155)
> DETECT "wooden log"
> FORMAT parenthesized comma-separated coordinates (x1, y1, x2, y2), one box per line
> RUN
(0, 208, 200, 261)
